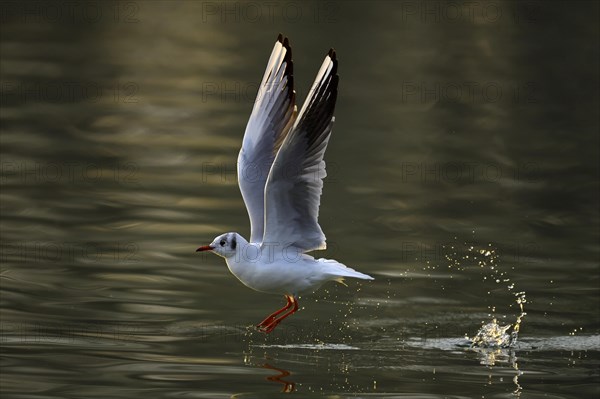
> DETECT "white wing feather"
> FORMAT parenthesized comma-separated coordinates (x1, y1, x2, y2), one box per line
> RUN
(237, 35, 296, 243)
(261, 49, 339, 252)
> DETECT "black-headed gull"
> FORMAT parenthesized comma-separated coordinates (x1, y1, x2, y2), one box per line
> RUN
(197, 34, 373, 333)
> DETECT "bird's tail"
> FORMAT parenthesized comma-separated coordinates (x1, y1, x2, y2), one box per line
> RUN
(318, 258, 374, 282)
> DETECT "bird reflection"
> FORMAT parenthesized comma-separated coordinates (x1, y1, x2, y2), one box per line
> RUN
(262, 363, 295, 393)
(240, 355, 296, 394)
(472, 347, 523, 398)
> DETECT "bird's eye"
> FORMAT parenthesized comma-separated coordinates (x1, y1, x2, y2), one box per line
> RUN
(220, 240, 226, 247)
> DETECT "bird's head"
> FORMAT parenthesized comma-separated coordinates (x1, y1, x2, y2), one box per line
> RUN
(196, 232, 244, 259)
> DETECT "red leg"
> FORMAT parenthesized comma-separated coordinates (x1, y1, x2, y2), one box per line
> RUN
(256, 295, 293, 329)
(258, 296, 298, 333)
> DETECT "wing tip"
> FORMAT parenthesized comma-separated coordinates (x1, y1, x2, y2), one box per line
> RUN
(283, 36, 294, 95)
(327, 48, 338, 76)
(283, 39, 293, 70)
(277, 33, 292, 53)
(328, 48, 337, 61)
(275, 33, 293, 76)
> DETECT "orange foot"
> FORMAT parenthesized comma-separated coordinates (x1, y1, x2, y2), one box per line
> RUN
(256, 295, 298, 333)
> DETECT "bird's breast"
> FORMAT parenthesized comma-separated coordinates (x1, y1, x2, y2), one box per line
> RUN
(225, 255, 319, 295)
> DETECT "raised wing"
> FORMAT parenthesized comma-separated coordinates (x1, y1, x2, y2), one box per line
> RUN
(238, 34, 297, 243)
(261, 49, 338, 252)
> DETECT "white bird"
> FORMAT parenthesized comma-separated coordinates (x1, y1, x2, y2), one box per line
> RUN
(197, 34, 373, 333)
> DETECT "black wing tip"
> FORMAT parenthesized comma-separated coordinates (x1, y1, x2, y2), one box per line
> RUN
(327, 48, 338, 75)
(283, 36, 292, 59)
(328, 48, 337, 61)
(283, 38, 292, 61)
(277, 33, 291, 50)
(282, 35, 293, 76)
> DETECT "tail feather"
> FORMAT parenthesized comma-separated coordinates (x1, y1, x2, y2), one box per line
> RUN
(319, 258, 374, 281)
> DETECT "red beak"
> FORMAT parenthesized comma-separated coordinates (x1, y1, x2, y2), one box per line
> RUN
(196, 245, 214, 252)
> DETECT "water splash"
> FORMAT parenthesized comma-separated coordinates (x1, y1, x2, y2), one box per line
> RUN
(469, 291, 527, 349)
(470, 318, 512, 348)
(445, 241, 528, 397)
(444, 241, 527, 349)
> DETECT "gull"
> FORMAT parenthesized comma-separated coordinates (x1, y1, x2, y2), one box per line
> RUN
(197, 34, 373, 333)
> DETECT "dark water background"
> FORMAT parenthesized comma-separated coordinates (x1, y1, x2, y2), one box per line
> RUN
(1, 1, 599, 397)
